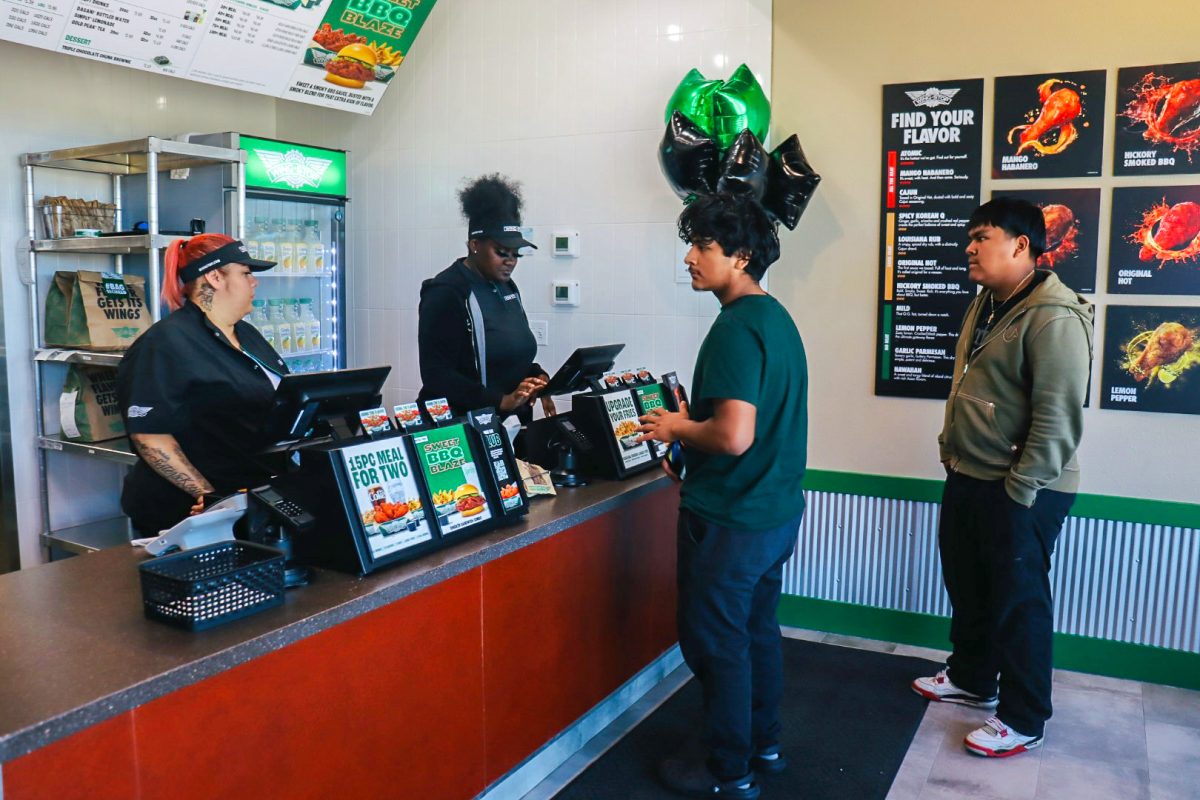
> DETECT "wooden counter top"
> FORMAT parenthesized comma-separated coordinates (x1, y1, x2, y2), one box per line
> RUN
(0, 471, 673, 762)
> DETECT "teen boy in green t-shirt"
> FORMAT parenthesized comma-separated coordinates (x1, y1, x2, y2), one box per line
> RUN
(639, 193, 808, 800)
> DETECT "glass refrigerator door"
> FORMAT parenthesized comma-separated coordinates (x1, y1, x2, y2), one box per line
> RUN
(243, 194, 345, 373)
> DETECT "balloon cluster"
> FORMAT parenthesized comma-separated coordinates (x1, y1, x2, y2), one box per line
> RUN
(658, 64, 821, 230)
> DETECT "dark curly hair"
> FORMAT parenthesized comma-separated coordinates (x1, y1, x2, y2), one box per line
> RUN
(678, 193, 780, 281)
(459, 173, 524, 223)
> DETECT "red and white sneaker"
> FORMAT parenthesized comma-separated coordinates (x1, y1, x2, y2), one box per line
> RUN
(911, 668, 999, 709)
(964, 716, 1044, 757)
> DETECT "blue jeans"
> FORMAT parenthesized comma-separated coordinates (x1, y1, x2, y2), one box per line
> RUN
(676, 507, 803, 779)
(939, 472, 1074, 736)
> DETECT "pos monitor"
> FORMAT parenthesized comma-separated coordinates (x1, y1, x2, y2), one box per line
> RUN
(263, 366, 391, 444)
(542, 343, 625, 396)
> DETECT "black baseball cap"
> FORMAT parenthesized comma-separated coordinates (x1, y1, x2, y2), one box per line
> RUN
(468, 218, 537, 250)
(179, 240, 275, 283)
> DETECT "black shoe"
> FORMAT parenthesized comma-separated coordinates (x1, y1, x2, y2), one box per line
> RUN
(751, 746, 788, 775)
(658, 758, 761, 799)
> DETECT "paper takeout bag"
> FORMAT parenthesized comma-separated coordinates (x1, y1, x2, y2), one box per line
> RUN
(59, 365, 125, 442)
(44, 271, 149, 351)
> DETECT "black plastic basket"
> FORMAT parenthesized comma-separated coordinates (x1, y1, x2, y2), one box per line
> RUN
(139, 541, 285, 631)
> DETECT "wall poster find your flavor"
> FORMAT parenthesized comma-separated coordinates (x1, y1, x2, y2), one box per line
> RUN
(339, 436, 432, 558)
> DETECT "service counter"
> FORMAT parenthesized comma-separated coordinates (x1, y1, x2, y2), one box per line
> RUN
(0, 472, 679, 800)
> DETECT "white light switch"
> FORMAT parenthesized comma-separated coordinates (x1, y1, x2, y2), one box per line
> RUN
(530, 320, 549, 346)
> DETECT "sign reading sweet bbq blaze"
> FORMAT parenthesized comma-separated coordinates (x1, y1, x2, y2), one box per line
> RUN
(876, 79, 984, 400)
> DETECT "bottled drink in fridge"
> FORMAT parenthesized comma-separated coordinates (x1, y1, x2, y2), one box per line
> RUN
(246, 218, 267, 259)
(260, 219, 278, 263)
(270, 298, 291, 354)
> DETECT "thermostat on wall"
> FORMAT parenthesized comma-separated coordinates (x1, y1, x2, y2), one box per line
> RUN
(552, 280, 580, 306)
(552, 229, 580, 257)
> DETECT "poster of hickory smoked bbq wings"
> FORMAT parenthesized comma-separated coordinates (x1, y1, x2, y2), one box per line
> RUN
(992, 70, 1105, 179)
(1114, 60, 1200, 176)
(1102, 305, 1200, 415)
(1108, 186, 1200, 295)
(991, 188, 1100, 294)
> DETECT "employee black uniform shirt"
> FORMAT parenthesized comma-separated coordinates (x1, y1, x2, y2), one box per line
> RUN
(417, 259, 541, 418)
(117, 300, 289, 534)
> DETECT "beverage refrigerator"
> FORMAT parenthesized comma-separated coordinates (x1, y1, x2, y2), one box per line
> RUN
(196, 133, 348, 373)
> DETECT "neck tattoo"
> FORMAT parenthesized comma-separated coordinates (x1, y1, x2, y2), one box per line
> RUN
(987, 270, 1035, 325)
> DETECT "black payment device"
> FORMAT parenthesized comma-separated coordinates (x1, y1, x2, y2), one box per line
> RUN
(243, 485, 317, 588)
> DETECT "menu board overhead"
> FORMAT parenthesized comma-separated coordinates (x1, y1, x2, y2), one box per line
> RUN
(0, 0, 437, 115)
(876, 79, 984, 400)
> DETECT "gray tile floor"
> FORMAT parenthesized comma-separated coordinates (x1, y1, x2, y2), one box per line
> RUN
(781, 629, 1200, 800)
(524, 628, 1200, 800)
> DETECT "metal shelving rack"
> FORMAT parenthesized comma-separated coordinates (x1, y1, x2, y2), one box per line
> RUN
(22, 137, 245, 556)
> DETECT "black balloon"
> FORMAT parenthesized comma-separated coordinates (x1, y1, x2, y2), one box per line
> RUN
(762, 134, 821, 230)
(658, 111, 720, 201)
(716, 128, 769, 200)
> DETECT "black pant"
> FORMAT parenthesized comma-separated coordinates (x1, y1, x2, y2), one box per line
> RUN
(676, 507, 802, 779)
(939, 472, 1074, 736)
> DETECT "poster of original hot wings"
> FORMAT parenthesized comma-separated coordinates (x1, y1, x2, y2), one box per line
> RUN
(1109, 186, 1200, 295)
(1114, 61, 1200, 176)
(991, 188, 1100, 294)
(1101, 305, 1200, 415)
(993, 71, 1105, 179)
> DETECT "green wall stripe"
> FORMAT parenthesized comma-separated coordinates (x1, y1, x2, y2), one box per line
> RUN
(778, 595, 1200, 691)
(801, 469, 1200, 529)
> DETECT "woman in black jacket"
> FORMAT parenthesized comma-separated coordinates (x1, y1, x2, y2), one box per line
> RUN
(417, 174, 553, 420)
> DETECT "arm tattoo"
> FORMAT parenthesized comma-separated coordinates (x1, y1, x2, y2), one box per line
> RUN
(133, 438, 215, 497)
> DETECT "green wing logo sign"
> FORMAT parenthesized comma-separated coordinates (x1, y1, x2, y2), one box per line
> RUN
(112, 326, 141, 340)
(254, 148, 334, 190)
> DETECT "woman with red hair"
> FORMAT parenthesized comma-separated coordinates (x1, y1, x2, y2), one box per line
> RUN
(116, 234, 286, 535)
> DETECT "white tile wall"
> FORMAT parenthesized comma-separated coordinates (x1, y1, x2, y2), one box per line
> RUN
(0, 0, 771, 564)
(278, 0, 773, 410)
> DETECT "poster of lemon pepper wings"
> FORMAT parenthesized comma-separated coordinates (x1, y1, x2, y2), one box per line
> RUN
(1101, 305, 1200, 415)
(282, 0, 434, 113)
(0, 0, 434, 114)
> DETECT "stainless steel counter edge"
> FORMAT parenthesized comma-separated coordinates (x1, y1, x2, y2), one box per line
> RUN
(0, 472, 674, 762)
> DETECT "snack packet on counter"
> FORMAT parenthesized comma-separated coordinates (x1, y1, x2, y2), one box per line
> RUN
(517, 458, 556, 497)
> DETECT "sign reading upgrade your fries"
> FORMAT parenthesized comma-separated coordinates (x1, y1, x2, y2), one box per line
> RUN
(412, 423, 493, 535)
(284, 0, 436, 113)
(340, 437, 433, 558)
(0, 0, 435, 115)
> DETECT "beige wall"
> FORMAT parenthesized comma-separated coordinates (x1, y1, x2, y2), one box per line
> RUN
(771, 1, 1199, 503)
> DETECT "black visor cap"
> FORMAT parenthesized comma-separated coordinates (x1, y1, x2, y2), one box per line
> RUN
(178, 240, 275, 283)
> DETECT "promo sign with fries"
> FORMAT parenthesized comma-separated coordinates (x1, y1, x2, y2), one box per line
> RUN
(0, 0, 436, 116)
(284, 0, 437, 113)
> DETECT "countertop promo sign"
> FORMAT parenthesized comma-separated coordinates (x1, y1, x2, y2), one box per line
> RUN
(0, 0, 437, 115)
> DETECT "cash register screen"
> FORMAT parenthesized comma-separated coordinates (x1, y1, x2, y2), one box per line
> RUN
(263, 365, 391, 443)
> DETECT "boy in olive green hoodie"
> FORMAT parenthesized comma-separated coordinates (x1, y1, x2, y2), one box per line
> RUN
(912, 197, 1093, 758)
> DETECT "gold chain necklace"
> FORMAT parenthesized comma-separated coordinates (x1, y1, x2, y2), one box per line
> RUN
(986, 270, 1035, 325)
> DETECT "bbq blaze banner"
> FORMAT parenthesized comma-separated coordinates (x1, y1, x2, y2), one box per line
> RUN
(876, 79, 984, 400)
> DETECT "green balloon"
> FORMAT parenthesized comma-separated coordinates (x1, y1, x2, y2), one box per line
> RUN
(664, 64, 771, 153)
(711, 64, 770, 151)
(664, 68, 722, 137)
